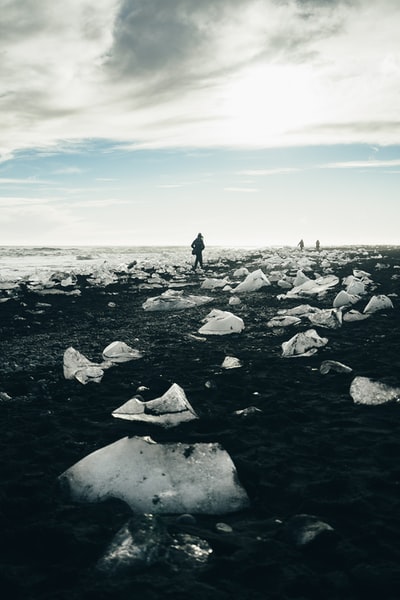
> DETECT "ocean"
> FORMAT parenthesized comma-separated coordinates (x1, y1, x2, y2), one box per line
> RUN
(0, 245, 271, 284)
(0, 246, 195, 282)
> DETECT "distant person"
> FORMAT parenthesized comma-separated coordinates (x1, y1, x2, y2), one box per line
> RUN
(191, 232, 205, 270)
(316, 239, 321, 252)
(298, 239, 304, 251)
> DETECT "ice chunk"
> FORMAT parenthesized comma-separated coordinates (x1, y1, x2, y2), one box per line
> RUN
(63, 347, 104, 384)
(233, 267, 249, 278)
(142, 289, 212, 311)
(308, 308, 342, 329)
(319, 360, 353, 375)
(342, 309, 370, 322)
(281, 329, 328, 358)
(58, 436, 250, 514)
(198, 309, 244, 335)
(102, 341, 143, 363)
(267, 315, 301, 328)
(96, 514, 167, 573)
(333, 290, 360, 308)
(350, 376, 400, 405)
(282, 514, 335, 547)
(112, 383, 199, 428)
(233, 269, 271, 293)
(200, 278, 230, 290)
(363, 294, 394, 314)
(221, 356, 242, 369)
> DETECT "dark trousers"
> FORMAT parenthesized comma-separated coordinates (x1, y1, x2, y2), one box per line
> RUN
(193, 252, 203, 269)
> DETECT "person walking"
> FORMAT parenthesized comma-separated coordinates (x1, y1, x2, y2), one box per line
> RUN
(298, 239, 304, 251)
(316, 239, 321, 252)
(191, 232, 205, 270)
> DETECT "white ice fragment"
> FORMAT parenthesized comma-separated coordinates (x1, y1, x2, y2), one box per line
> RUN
(267, 315, 301, 328)
(333, 290, 360, 308)
(293, 270, 311, 287)
(58, 436, 250, 514)
(307, 308, 342, 329)
(200, 278, 230, 290)
(233, 406, 262, 416)
(112, 383, 199, 428)
(63, 346, 104, 384)
(198, 309, 244, 335)
(102, 341, 143, 363)
(233, 267, 249, 278)
(281, 329, 328, 358)
(342, 309, 370, 322)
(228, 296, 241, 306)
(350, 376, 400, 405)
(363, 294, 394, 314)
(221, 356, 242, 369)
(233, 269, 271, 293)
(142, 289, 212, 311)
(319, 360, 353, 375)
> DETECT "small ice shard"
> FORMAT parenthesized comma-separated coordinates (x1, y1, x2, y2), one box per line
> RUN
(233, 406, 262, 416)
(167, 533, 212, 568)
(102, 341, 143, 363)
(221, 356, 242, 369)
(281, 329, 328, 358)
(333, 290, 360, 308)
(233, 267, 249, 278)
(349, 376, 400, 405)
(282, 514, 335, 547)
(59, 436, 250, 514)
(96, 512, 212, 574)
(353, 268, 371, 279)
(112, 383, 199, 428)
(63, 346, 104, 384)
(277, 304, 320, 318)
(284, 274, 339, 299)
(229, 295, 241, 306)
(293, 270, 311, 287)
(344, 277, 366, 296)
(308, 308, 342, 329)
(198, 309, 245, 335)
(342, 309, 370, 322)
(363, 294, 394, 314)
(267, 315, 301, 328)
(142, 289, 212, 311)
(277, 278, 293, 289)
(319, 360, 353, 375)
(96, 514, 168, 574)
(200, 278, 230, 290)
(233, 269, 271, 293)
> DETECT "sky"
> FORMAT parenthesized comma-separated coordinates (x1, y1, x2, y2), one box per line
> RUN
(0, 0, 400, 247)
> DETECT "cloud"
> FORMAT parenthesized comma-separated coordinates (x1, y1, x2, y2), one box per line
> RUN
(238, 168, 301, 176)
(224, 187, 258, 193)
(1, 0, 400, 155)
(320, 158, 400, 169)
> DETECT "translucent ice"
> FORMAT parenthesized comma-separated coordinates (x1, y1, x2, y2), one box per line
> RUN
(112, 383, 199, 428)
(350, 376, 400, 405)
(59, 436, 250, 514)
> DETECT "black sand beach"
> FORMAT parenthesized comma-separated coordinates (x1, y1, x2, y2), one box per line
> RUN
(1, 246, 400, 600)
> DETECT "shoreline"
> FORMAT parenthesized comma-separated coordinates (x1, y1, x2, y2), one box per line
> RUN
(1, 246, 400, 599)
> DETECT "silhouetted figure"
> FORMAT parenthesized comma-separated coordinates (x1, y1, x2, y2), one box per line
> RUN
(191, 233, 205, 270)
(298, 239, 304, 251)
(316, 239, 321, 252)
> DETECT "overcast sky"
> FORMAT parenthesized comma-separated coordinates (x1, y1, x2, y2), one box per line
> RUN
(1, 0, 399, 247)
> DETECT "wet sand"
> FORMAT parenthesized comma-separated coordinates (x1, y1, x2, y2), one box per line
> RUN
(1, 246, 400, 599)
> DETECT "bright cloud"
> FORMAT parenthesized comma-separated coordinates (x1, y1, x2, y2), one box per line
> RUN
(1, 0, 400, 158)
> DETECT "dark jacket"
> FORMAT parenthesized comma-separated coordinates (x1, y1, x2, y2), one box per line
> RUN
(191, 237, 205, 254)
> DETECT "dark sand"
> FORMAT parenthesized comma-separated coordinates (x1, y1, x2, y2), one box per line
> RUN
(1, 247, 400, 599)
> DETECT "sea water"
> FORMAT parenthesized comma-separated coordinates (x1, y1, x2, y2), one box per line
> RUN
(0, 246, 193, 282)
